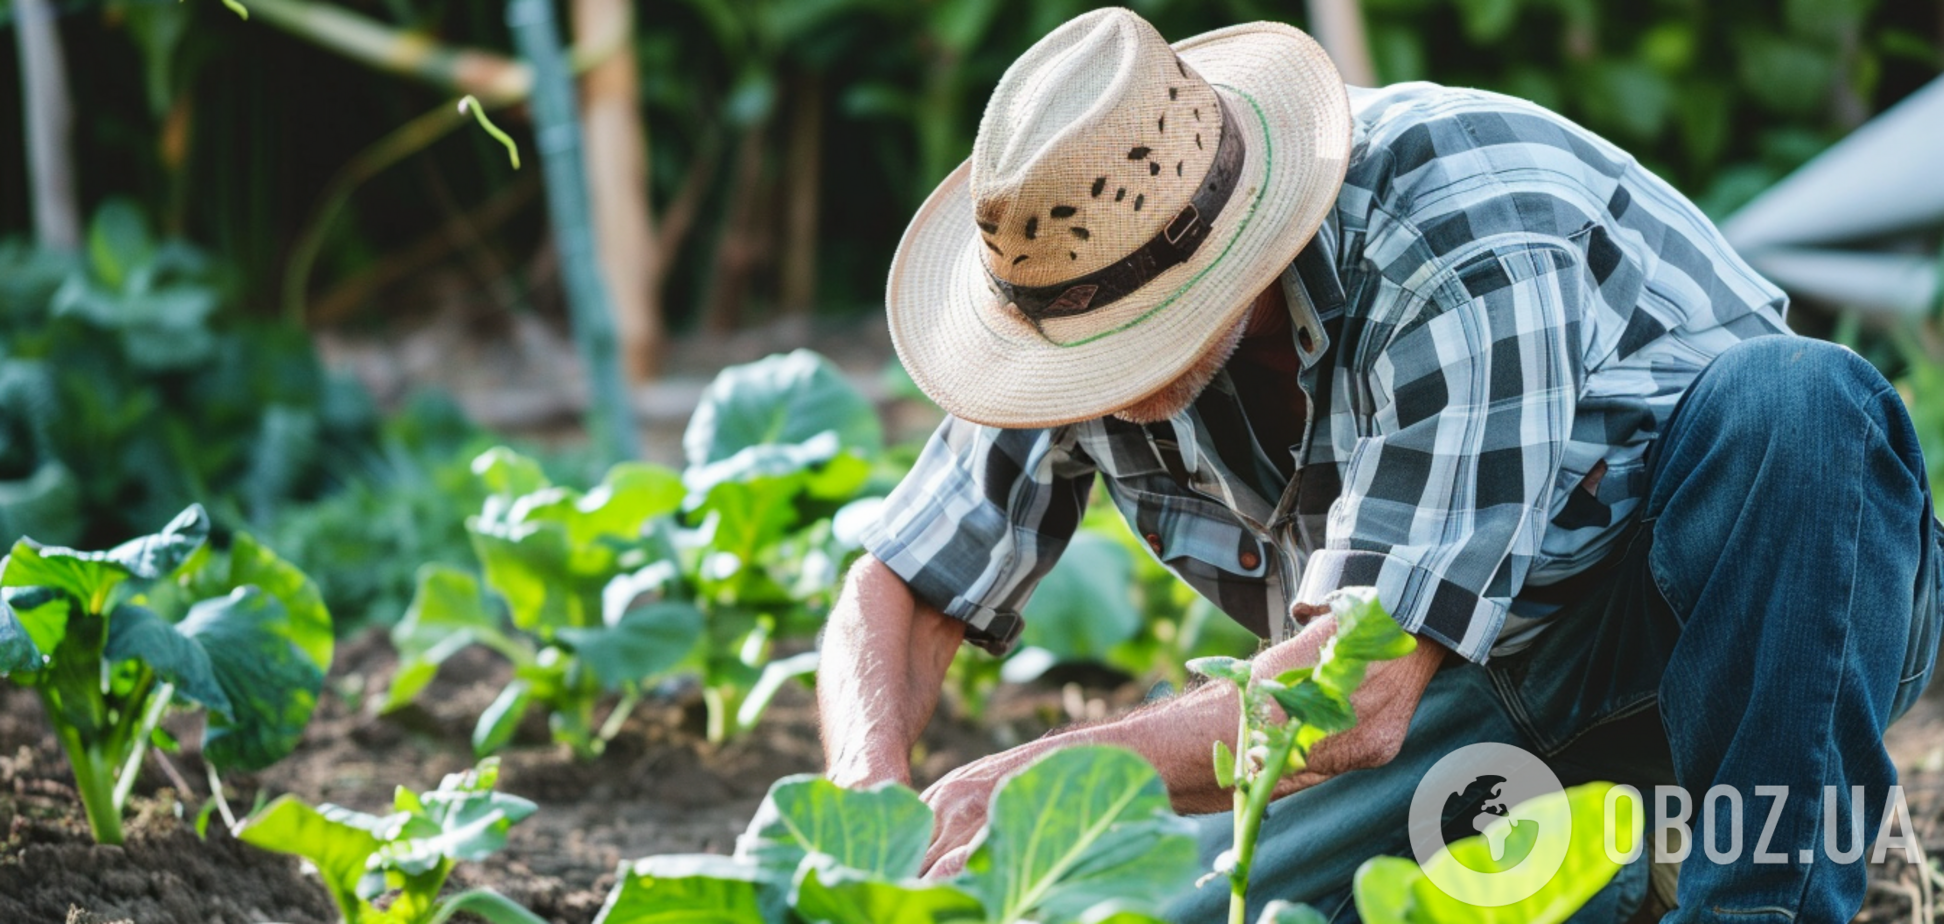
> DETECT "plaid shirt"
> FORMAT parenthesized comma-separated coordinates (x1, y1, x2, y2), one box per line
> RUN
(864, 82, 1790, 664)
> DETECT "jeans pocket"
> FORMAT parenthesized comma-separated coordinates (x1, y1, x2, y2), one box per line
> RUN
(1892, 519, 1944, 720)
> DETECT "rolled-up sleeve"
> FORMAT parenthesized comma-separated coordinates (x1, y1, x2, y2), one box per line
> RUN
(1297, 243, 1586, 663)
(861, 416, 1096, 655)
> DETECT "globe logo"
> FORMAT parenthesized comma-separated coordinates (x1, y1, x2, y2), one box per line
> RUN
(1408, 743, 1569, 906)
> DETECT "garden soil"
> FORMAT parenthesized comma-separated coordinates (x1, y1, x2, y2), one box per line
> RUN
(2, 629, 1941, 923)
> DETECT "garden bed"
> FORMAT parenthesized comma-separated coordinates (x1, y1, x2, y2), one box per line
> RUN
(3, 628, 1942, 923)
(0, 630, 1135, 923)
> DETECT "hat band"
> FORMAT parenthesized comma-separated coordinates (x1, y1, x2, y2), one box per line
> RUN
(985, 93, 1247, 329)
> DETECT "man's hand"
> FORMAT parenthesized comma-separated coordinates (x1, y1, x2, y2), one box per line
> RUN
(918, 739, 1062, 877)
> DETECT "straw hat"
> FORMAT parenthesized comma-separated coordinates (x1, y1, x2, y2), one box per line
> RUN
(886, 8, 1352, 428)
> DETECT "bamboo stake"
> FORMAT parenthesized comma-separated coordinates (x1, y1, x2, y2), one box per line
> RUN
(574, 0, 661, 381)
(13, 0, 81, 250)
(507, 0, 640, 462)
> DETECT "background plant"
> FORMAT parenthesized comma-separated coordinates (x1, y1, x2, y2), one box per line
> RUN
(234, 756, 547, 924)
(593, 743, 1199, 924)
(0, 503, 333, 843)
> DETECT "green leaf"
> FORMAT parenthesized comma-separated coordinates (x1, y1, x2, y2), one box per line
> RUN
(1350, 856, 1421, 924)
(468, 520, 583, 631)
(473, 678, 533, 757)
(794, 861, 985, 924)
(736, 774, 933, 881)
(1267, 681, 1356, 735)
(180, 588, 326, 771)
(234, 796, 386, 918)
(962, 746, 1199, 922)
(102, 603, 230, 715)
(1212, 740, 1236, 789)
(4, 539, 132, 614)
(372, 762, 538, 875)
(1187, 656, 1252, 686)
(1022, 533, 1142, 663)
(472, 446, 550, 497)
(1075, 903, 1174, 924)
(0, 463, 82, 550)
(1256, 900, 1330, 924)
(683, 349, 882, 471)
(387, 565, 512, 711)
(1327, 590, 1417, 663)
(213, 532, 332, 671)
(0, 584, 65, 668)
(1451, 0, 1519, 43)
(595, 854, 768, 924)
(108, 504, 210, 580)
(87, 198, 155, 291)
(556, 600, 704, 691)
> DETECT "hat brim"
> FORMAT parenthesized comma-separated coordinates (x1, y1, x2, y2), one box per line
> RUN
(885, 22, 1353, 429)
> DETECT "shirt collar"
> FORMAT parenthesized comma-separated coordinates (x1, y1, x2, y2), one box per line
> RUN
(1281, 212, 1344, 370)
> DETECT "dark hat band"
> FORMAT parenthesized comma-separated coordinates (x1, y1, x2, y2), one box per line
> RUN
(984, 93, 1248, 329)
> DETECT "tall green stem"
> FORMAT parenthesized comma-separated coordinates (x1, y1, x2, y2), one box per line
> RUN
(51, 718, 122, 845)
(112, 681, 174, 809)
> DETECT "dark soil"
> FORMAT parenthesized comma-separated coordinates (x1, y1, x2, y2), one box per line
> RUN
(0, 631, 1130, 923)
(3, 628, 1942, 923)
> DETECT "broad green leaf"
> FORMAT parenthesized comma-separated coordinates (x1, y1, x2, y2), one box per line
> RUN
(473, 447, 550, 497)
(213, 533, 332, 670)
(4, 539, 131, 615)
(180, 588, 325, 771)
(595, 854, 767, 924)
(794, 861, 984, 924)
(0, 584, 66, 662)
(234, 795, 385, 917)
(1350, 856, 1421, 924)
(473, 678, 533, 757)
(1326, 589, 1416, 663)
(1256, 900, 1330, 924)
(107, 504, 209, 580)
(1075, 903, 1173, 924)
(737, 774, 933, 880)
(962, 746, 1199, 923)
(102, 603, 229, 714)
(556, 600, 704, 691)
(87, 197, 155, 290)
(1022, 533, 1142, 663)
(683, 349, 882, 471)
(1404, 782, 1633, 924)
(0, 462, 82, 550)
(387, 565, 513, 711)
(468, 519, 586, 630)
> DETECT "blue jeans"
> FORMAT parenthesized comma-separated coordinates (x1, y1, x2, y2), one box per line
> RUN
(1167, 338, 1943, 923)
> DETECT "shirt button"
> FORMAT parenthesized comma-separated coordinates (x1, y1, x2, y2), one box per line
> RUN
(1145, 533, 1163, 554)
(1239, 549, 1261, 570)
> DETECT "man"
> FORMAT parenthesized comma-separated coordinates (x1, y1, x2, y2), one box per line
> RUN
(816, 8, 1941, 922)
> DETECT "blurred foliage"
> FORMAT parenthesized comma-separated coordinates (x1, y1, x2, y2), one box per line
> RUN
(2, 0, 1933, 330)
(0, 199, 379, 550)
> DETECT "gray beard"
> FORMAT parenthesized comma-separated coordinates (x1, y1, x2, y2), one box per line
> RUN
(1109, 320, 1248, 424)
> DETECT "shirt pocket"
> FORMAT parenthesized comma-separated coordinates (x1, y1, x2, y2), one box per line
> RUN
(1110, 482, 1271, 582)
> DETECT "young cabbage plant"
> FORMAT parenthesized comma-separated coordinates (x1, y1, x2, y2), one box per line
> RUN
(1190, 587, 1416, 924)
(675, 350, 881, 741)
(593, 745, 1199, 924)
(235, 757, 546, 924)
(384, 448, 703, 760)
(0, 505, 333, 843)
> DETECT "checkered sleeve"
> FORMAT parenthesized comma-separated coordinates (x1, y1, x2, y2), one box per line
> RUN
(860, 416, 1096, 655)
(1297, 242, 1587, 663)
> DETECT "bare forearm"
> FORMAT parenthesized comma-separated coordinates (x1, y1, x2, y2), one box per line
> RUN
(818, 555, 964, 787)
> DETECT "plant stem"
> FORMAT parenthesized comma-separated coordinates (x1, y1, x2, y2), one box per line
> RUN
(703, 686, 729, 744)
(52, 720, 123, 844)
(596, 687, 640, 745)
(205, 761, 237, 831)
(111, 681, 174, 810)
